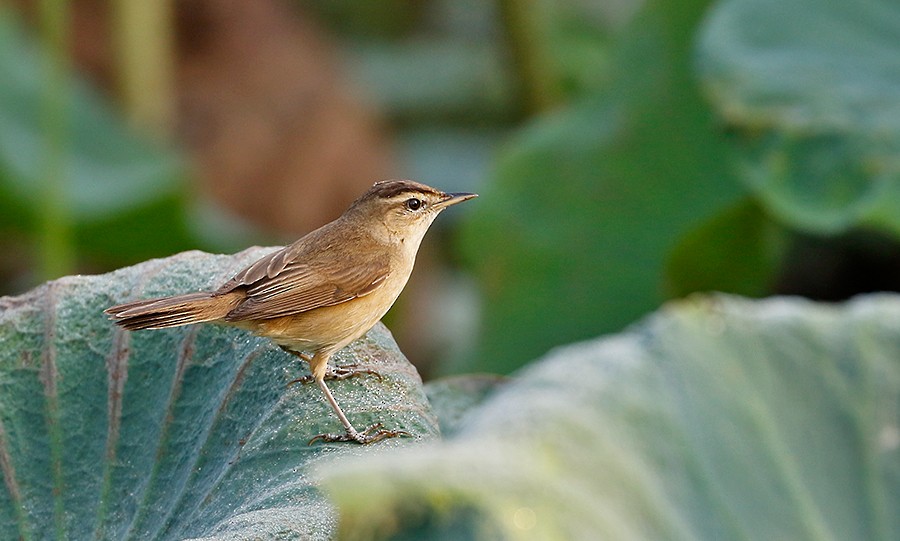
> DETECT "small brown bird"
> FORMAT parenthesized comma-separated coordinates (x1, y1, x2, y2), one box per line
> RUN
(105, 180, 476, 444)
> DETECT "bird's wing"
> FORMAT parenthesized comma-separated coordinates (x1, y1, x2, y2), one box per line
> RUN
(219, 241, 391, 321)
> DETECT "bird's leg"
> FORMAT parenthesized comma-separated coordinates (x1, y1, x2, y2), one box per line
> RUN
(303, 352, 410, 445)
(309, 378, 410, 445)
(280, 346, 383, 385)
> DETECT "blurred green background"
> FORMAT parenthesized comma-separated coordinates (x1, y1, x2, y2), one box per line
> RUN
(2, 0, 899, 378)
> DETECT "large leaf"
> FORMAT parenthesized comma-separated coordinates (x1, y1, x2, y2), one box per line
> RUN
(323, 294, 900, 540)
(0, 248, 438, 540)
(664, 198, 787, 297)
(423, 374, 506, 437)
(460, 0, 747, 373)
(697, 0, 900, 235)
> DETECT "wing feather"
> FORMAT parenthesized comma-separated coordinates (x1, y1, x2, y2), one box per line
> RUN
(218, 232, 391, 321)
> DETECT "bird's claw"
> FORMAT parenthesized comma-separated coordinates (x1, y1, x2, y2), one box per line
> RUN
(308, 423, 411, 445)
(288, 364, 384, 386)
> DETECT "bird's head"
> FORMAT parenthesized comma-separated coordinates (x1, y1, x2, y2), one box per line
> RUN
(348, 179, 477, 245)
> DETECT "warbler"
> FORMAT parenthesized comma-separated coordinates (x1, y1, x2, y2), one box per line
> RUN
(106, 179, 476, 444)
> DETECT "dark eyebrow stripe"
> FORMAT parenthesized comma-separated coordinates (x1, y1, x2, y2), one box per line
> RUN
(367, 180, 442, 200)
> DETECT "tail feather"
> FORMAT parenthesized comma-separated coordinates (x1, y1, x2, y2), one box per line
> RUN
(105, 292, 243, 331)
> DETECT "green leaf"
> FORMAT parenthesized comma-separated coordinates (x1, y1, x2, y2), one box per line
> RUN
(0, 10, 181, 220)
(424, 375, 506, 437)
(322, 294, 900, 540)
(696, 0, 900, 235)
(460, 0, 746, 373)
(0, 9, 195, 268)
(664, 198, 787, 297)
(0, 248, 438, 540)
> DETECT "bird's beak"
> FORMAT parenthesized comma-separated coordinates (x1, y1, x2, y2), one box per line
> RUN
(435, 192, 478, 209)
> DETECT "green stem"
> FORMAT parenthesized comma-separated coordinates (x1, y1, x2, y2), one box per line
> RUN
(497, 0, 563, 115)
(38, 0, 74, 281)
(112, 0, 175, 137)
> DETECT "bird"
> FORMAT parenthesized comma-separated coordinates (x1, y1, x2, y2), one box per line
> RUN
(105, 179, 476, 444)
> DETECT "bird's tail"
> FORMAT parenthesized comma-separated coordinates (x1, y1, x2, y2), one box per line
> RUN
(105, 291, 242, 331)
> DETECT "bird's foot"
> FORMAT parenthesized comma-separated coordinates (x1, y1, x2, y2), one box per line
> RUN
(288, 364, 384, 386)
(308, 423, 411, 445)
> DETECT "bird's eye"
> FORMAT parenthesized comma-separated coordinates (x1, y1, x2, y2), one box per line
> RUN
(405, 198, 423, 211)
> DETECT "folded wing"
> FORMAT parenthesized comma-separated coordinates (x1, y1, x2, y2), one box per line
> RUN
(219, 243, 390, 321)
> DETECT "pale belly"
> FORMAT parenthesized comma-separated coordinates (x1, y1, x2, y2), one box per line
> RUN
(241, 276, 406, 356)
